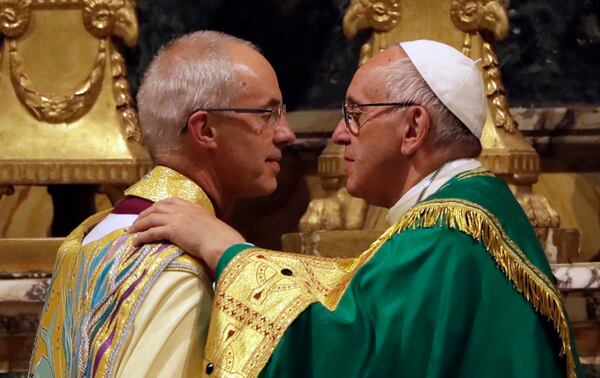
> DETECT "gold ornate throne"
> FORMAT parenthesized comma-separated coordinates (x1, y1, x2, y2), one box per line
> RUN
(0, 0, 150, 371)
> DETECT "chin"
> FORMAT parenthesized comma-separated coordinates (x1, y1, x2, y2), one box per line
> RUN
(346, 178, 382, 206)
(253, 179, 278, 197)
(345, 179, 363, 200)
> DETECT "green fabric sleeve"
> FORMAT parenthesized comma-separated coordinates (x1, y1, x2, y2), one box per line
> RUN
(261, 226, 565, 378)
(215, 244, 253, 280)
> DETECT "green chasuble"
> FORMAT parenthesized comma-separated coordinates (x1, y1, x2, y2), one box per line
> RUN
(202, 168, 580, 378)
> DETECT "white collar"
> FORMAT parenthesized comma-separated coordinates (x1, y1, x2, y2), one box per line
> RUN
(386, 158, 481, 224)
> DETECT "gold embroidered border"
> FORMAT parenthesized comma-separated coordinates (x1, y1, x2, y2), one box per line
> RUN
(125, 166, 215, 214)
(203, 198, 575, 378)
(202, 249, 365, 377)
(395, 199, 576, 378)
(202, 218, 429, 377)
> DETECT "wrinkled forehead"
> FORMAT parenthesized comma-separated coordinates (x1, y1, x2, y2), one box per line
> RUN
(229, 45, 282, 104)
(347, 46, 407, 100)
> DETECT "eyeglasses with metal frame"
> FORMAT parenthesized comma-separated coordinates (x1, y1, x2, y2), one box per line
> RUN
(342, 101, 419, 135)
(180, 103, 286, 134)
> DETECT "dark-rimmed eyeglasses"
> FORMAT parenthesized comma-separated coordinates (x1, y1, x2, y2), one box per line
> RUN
(342, 101, 419, 135)
(181, 103, 286, 134)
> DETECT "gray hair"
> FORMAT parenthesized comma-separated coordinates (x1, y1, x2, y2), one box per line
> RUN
(382, 57, 481, 155)
(137, 31, 258, 160)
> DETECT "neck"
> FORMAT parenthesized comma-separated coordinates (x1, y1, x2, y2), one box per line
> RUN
(155, 157, 234, 220)
(387, 153, 449, 207)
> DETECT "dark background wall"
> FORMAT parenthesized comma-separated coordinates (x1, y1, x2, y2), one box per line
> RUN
(124, 0, 600, 109)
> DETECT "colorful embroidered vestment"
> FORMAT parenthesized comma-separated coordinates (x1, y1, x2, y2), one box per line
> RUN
(30, 166, 214, 378)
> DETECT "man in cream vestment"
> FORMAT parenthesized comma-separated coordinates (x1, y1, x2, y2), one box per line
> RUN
(30, 30, 295, 378)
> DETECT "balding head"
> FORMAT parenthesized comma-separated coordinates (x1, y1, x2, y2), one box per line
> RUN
(137, 31, 259, 160)
(364, 45, 482, 159)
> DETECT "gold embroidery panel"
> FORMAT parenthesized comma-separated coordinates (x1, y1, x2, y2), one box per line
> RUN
(125, 165, 215, 214)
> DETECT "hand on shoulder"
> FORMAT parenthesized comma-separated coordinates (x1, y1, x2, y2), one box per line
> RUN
(129, 198, 246, 271)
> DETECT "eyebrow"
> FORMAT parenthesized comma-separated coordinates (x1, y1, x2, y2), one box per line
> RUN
(345, 95, 359, 105)
(257, 98, 281, 109)
(268, 98, 281, 107)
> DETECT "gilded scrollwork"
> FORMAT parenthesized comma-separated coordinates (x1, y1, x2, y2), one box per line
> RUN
(450, 0, 516, 133)
(82, 0, 138, 46)
(363, 0, 401, 31)
(83, 0, 114, 38)
(450, 0, 509, 41)
(0, 0, 30, 38)
(8, 38, 106, 123)
(450, 0, 485, 33)
(344, 0, 401, 65)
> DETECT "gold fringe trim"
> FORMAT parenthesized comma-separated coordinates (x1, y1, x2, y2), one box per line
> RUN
(388, 199, 576, 378)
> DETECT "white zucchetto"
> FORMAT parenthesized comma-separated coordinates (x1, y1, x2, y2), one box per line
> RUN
(399, 40, 487, 139)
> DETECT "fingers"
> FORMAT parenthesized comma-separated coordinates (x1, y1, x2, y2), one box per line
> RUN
(133, 226, 172, 246)
(130, 213, 172, 233)
(137, 198, 179, 219)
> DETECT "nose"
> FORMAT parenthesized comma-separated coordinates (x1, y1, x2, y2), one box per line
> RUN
(332, 118, 350, 145)
(274, 115, 296, 146)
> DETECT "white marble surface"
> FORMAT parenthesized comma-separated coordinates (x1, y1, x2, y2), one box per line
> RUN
(552, 263, 600, 290)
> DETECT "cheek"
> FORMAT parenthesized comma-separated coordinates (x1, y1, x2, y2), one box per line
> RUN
(231, 134, 267, 163)
(353, 137, 376, 166)
(354, 138, 395, 177)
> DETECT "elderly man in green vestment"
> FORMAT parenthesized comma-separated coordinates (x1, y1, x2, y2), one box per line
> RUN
(131, 40, 581, 377)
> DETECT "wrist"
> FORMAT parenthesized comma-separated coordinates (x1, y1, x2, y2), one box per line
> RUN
(206, 247, 227, 272)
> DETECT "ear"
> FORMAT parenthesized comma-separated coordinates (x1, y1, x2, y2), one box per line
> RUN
(399, 106, 431, 155)
(186, 111, 217, 149)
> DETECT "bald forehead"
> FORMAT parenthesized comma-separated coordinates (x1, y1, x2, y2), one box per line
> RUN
(228, 44, 273, 73)
(225, 44, 281, 106)
(228, 46, 277, 88)
(362, 45, 407, 73)
(353, 46, 405, 83)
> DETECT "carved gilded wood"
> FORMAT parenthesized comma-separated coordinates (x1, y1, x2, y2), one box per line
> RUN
(0, 0, 150, 185)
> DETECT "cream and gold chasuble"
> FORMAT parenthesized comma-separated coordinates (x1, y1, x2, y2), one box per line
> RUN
(30, 166, 213, 377)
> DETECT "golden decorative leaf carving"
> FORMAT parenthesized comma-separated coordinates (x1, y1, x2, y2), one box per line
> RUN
(343, 0, 402, 65)
(111, 50, 142, 142)
(481, 41, 517, 132)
